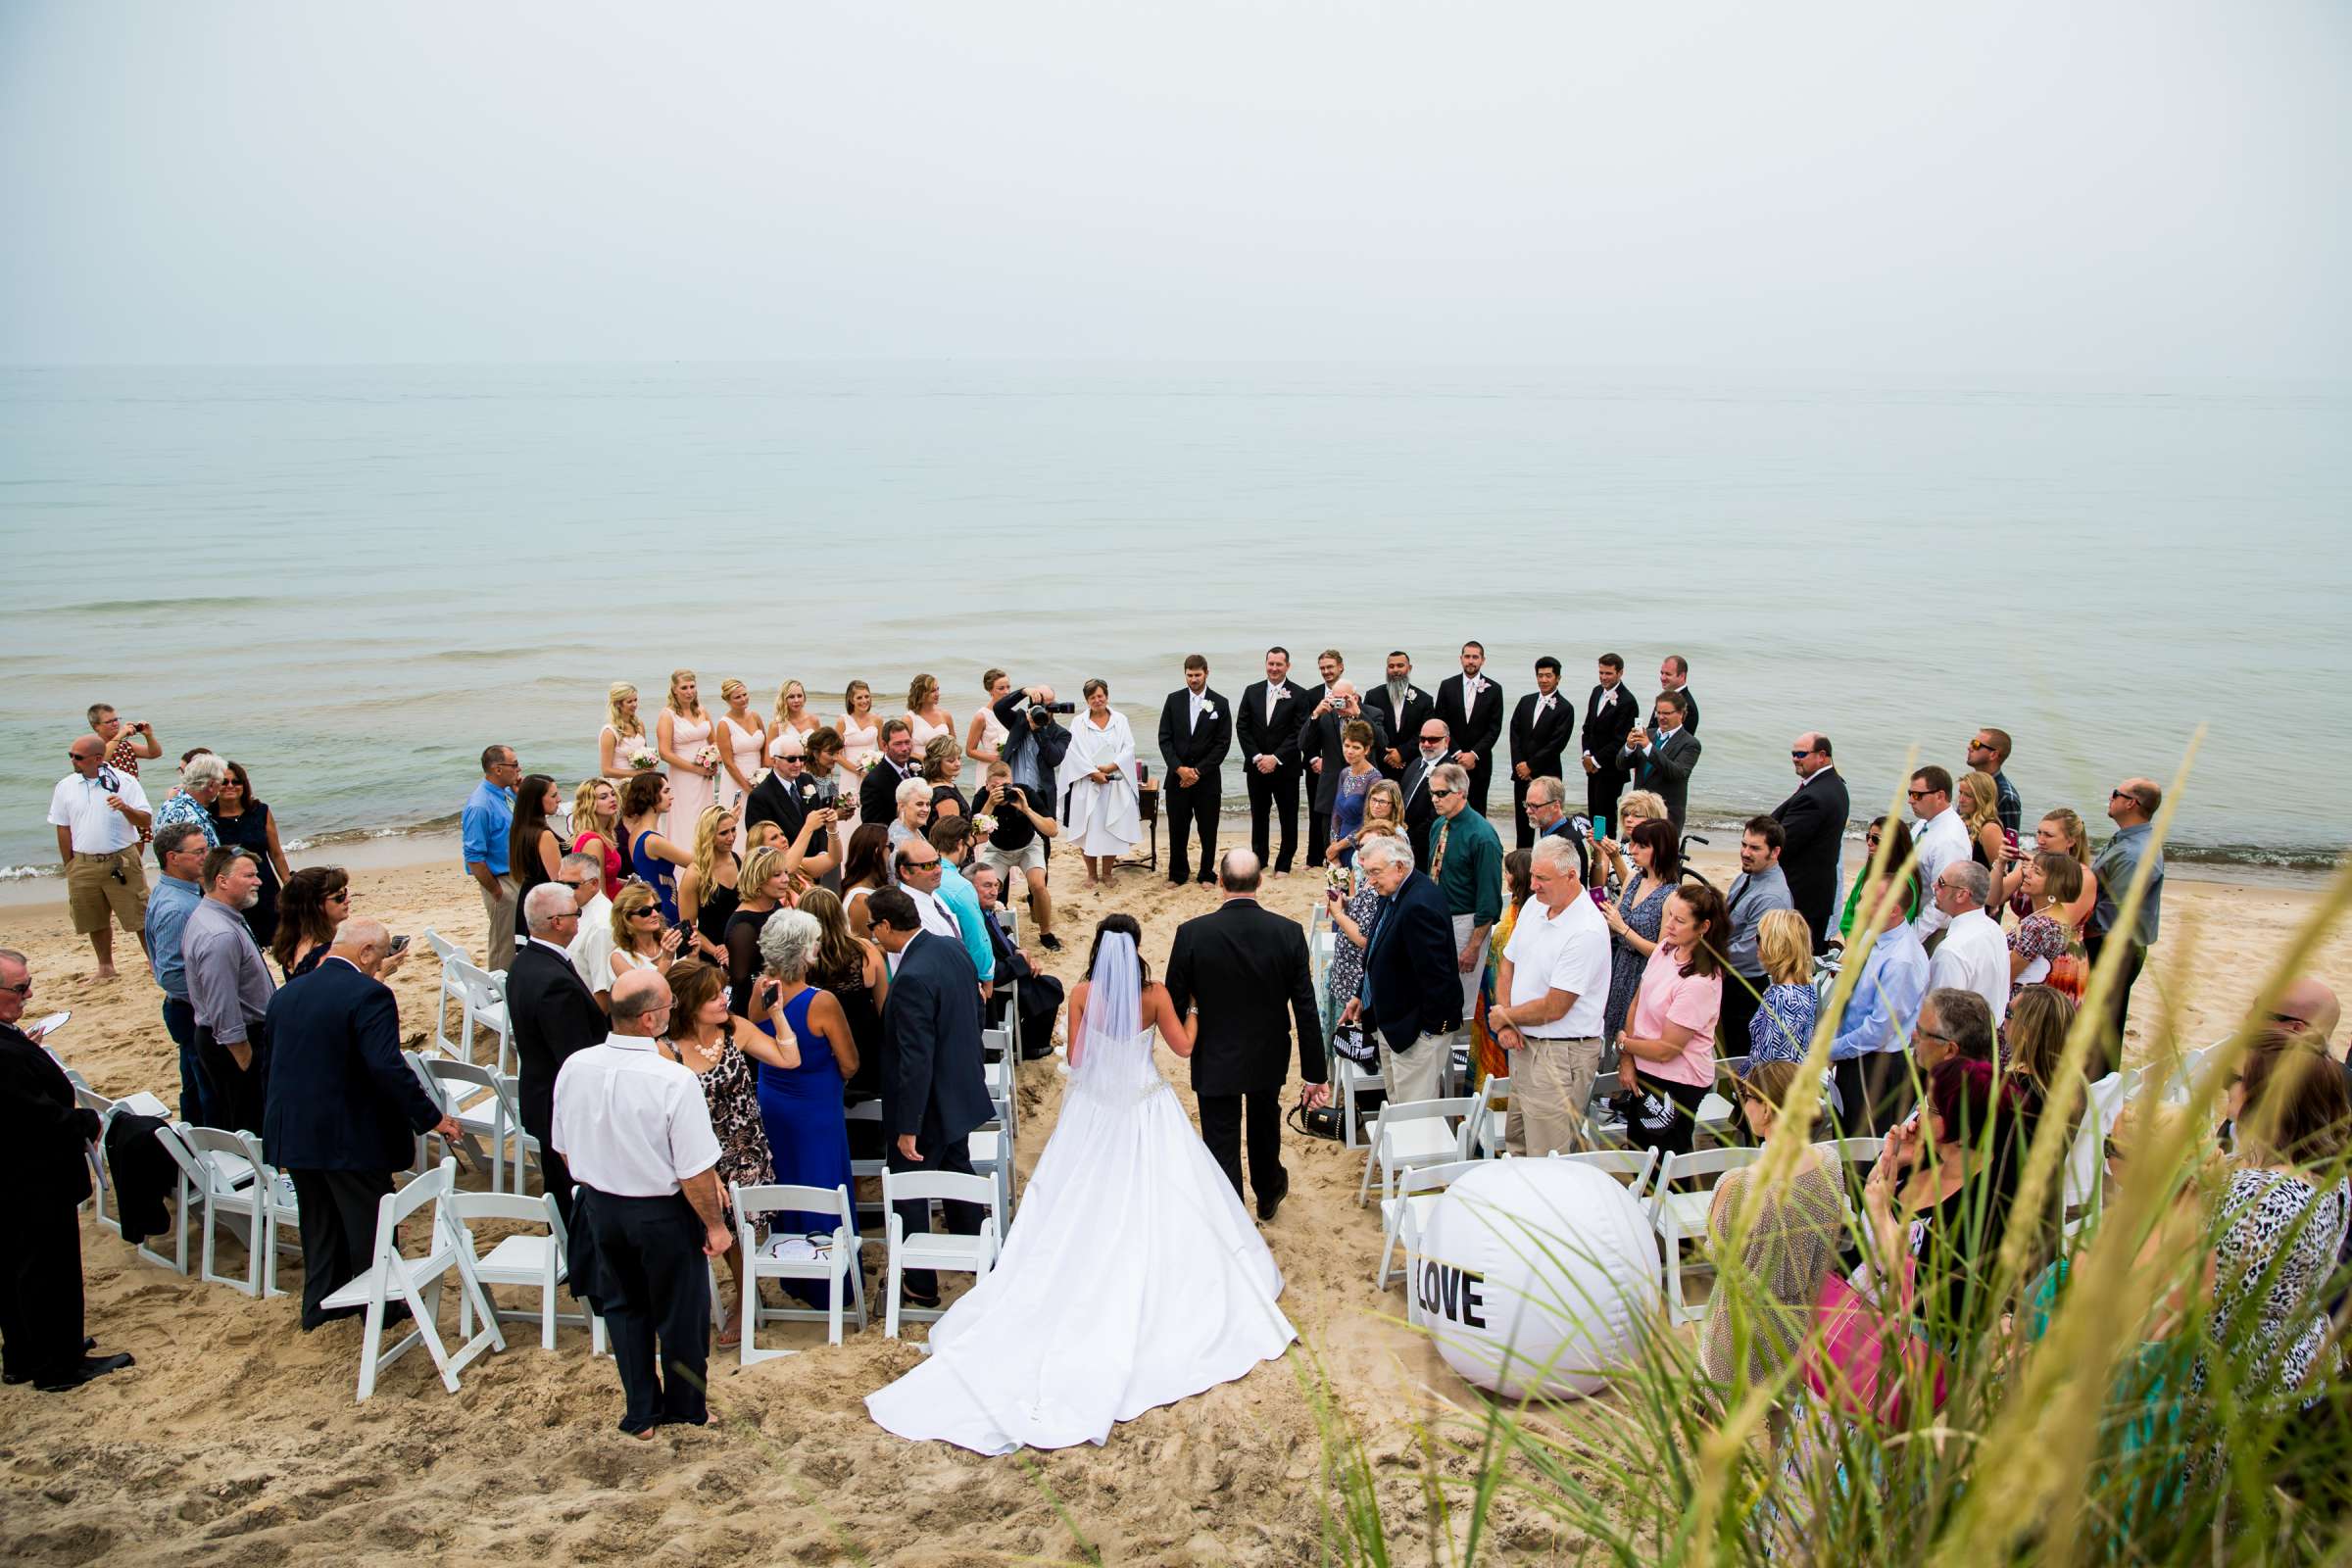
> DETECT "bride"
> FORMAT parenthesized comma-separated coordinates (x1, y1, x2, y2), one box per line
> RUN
(865, 914, 1297, 1454)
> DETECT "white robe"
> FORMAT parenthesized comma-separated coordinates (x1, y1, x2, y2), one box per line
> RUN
(1059, 710, 1141, 857)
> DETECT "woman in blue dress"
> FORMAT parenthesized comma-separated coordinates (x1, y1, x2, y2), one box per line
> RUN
(1323, 721, 1382, 867)
(619, 770, 690, 925)
(746, 909, 861, 1301)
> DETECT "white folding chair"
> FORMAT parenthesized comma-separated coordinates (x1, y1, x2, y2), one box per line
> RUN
(138, 1123, 204, 1274)
(968, 1125, 1013, 1222)
(1815, 1135, 1886, 1170)
(847, 1100, 888, 1226)
(732, 1182, 867, 1362)
(320, 1159, 505, 1399)
(2063, 1070, 2134, 1216)
(72, 1083, 126, 1238)
(1334, 1053, 1384, 1150)
(1650, 1146, 1766, 1323)
(177, 1126, 297, 1298)
(1378, 1155, 1486, 1292)
(422, 1059, 525, 1193)
(1550, 1145, 1662, 1198)
(982, 1050, 1019, 1144)
(1471, 1074, 1512, 1158)
(1693, 1055, 1746, 1143)
(447, 956, 515, 1074)
(447, 1190, 599, 1352)
(1355, 1096, 1475, 1210)
(882, 1169, 1003, 1338)
(422, 927, 466, 1057)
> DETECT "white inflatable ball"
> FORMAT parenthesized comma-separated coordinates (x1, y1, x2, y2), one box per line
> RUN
(1409, 1157, 1662, 1400)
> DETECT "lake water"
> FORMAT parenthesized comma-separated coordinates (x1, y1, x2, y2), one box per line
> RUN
(4, 361, 2346, 877)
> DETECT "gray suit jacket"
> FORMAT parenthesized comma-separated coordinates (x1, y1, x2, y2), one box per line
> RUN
(1620, 728, 1701, 828)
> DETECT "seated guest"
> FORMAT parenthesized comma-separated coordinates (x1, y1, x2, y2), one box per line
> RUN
(1701, 1059, 1843, 1393)
(262, 918, 458, 1329)
(928, 817, 1002, 992)
(184, 847, 278, 1134)
(2008, 852, 2086, 1004)
(2002, 984, 2082, 1144)
(1926, 860, 2009, 1028)
(1827, 875, 1930, 1133)
(971, 760, 1060, 952)
(1836, 816, 1917, 946)
(1, 947, 136, 1392)
(617, 771, 689, 927)
(510, 881, 611, 1225)
(969, 864, 1066, 1058)
(1746, 909, 1819, 1067)
(1857, 1056, 2020, 1346)
(1611, 884, 1728, 1160)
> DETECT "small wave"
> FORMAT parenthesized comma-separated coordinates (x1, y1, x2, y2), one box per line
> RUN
(26, 594, 273, 616)
(0, 863, 54, 881)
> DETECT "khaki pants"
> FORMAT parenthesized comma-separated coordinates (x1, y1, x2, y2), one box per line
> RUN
(1380, 1029, 1449, 1105)
(1504, 1036, 1602, 1156)
(67, 847, 149, 935)
(478, 875, 517, 972)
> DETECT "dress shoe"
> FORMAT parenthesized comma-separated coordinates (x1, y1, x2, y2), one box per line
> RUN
(7, 1339, 96, 1384)
(35, 1352, 134, 1393)
(1255, 1177, 1290, 1223)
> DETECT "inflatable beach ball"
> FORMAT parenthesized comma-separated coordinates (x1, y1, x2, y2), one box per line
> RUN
(1409, 1157, 1662, 1400)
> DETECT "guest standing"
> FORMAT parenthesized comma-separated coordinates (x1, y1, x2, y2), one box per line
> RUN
(1656, 654, 1699, 732)
(656, 668, 717, 847)
(597, 682, 648, 783)
(1365, 651, 1434, 782)
(2009, 853, 2085, 1003)
(571, 777, 625, 898)
(155, 752, 223, 849)
(0, 948, 136, 1393)
(606, 881, 682, 994)
(506, 772, 565, 943)
(1489, 837, 1612, 1156)
(1347, 835, 1461, 1104)
(1838, 816, 1918, 945)
(1967, 725, 2023, 835)
(2001, 808, 2099, 929)
(1322, 722, 1381, 867)
(49, 734, 153, 980)
(920, 735, 968, 820)
(887, 778, 935, 869)
(1599, 819, 1679, 1046)
(1060, 679, 1141, 885)
(1398, 719, 1447, 865)
(564, 852, 618, 996)
(88, 702, 163, 780)
(1828, 876, 1931, 1132)
(1435, 641, 1504, 819)
(1718, 816, 1794, 1053)
(1906, 765, 1970, 945)
(967, 865, 1062, 1056)
(1156, 654, 1232, 887)
(799, 887, 891, 1127)
(747, 912, 863, 1299)
(1612, 884, 1728, 1160)
(1426, 762, 1503, 1040)
(1927, 861, 2010, 1029)
(211, 761, 291, 949)
(271, 865, 353, 980)
(930, 818, 1004, 993)
(1238, 648, 1310, 874)
(1579, 654, 1639, 832)
(1506, 657, 1576, 849)
(462, 744, 521, 972)
(1303, 683, 1388, 872)
(2089, 778, 2165, 1051)
(144, 823, 211, 1121)
(906, 672, 956, 755)
(1771, 732, 1850, 953)
(1619, 689, 1699, 830)
(183, 847, 278, 1134)
(618, 771, 690, 927)
(858, 717, 920, 827)
(262, 918, 457, 1329)
(838, 824, 893, 941)
(552, 969, 730, 1436)
(512, 882, 610, 1225)
(743, 745, 842, 884)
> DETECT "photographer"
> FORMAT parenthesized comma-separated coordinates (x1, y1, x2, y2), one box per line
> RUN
(993, 681, 1073, 817)
(972, 760, 1062, 951)
(742, 743, 841, 886)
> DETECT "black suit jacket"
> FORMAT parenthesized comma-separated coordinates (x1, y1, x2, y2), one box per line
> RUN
(1, 1022, 101, 1206)
(1434, 674, 1504, 771)
(506, 938, 609, 1142)
(1621, 728, 1702, 827)
(261, 957, 442, 1172)
(1772, 768, 1851, 944)
(1156, 687, 1233, 781)
(744, 769, 813, 846)
(1236, 679, 1310, 770)
(1358, 870, 1461, 1051)
(1508, 690, 1577, 778)
(859, 755, 917, 826)
(1304, 704, 1389, 812)
(1364, 684, 1435, 778)
(1164, 898, 1325, 1097)
(880, 931, 995, 1146)
(1581, 683, 1640, 772)
(1398, 755, 1439, 865)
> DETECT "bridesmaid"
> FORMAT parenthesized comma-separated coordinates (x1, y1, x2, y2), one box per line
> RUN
(657, 667, 718, 844)
(569, 778, 624, 898)
(676, 804, 743, 969)
(212, 761, 293, 947)
(963, 668, 1013, 783)
(714, 678, 767, 843)
(618, 772, 691, 926)
(836, 680, 882, 833)
(771, 679, 821, 757)
(746, 910, 861, 1303)
(906, 672, 956, 755)
(598, 681, 649, 783)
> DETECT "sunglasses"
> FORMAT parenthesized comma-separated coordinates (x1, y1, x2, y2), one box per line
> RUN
(1789, 749, 1814, 760)
(1430, 788, 1456, 799)
(1906, 788, 1931, 799)
(558, 878, 592, 889)
(0, 980, 30, 997)
(1866, 835, 1883, 848)
(630, 907, 663, 919)
(1419, 737, 1446, 746)
(904, 859, 941, 871)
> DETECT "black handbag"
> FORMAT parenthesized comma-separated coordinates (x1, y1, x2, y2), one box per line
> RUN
(1289, 1102, 1347, 1142)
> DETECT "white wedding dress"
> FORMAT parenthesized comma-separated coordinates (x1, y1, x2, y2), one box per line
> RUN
(865, 935, 1296, 1454)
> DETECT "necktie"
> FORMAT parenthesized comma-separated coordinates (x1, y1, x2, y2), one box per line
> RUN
(1432, 820, 1449, 878)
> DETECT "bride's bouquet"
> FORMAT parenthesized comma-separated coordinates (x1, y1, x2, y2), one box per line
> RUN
(619, 738, 660, 772)
(690, 742, 721, 774)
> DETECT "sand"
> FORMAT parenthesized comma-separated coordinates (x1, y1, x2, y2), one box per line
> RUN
(2, 838, 2344, 1564)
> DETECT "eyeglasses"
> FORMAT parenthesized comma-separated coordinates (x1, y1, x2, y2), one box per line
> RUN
(1430, 788, 1456, 799)
(0, 980, 30, 997)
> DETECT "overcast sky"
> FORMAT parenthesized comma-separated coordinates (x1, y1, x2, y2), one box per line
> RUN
(3, 0, 2345, 374)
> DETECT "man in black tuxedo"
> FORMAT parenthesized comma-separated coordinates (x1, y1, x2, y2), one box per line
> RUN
(1156, 654, 1232, 887)
(1619, 688, 1702, 829)
(1434, 640, 1504, 818)
(1657, 654, 1698, 732)
(1236, 648, 1310, 874)
(858, 717, 919, 826)
(1579, 652, 1640, 833)
(868, 889, 996, 1306)
(1772, 732, 1851, 953)
(1398, 718, 1447, 867)
(263, 918, 459, 1329)
(508, 881, 612, 1225)
(0, 948, 136, 1393)
(1507, 656, 1577, 849)
(743, 749, 841, 881)
(968, 865, 1065, 1056)
(1302, 682, 1389, 868)
(1364, 651, 1435, 782)
(1165, 851, 1327, 1221)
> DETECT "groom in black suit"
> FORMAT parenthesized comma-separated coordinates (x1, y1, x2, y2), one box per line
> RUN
(1164, 850, 1327, 1221)
(1155, 654, 1232, 887)
(869, 888, 995, 1305)
(1236, 648, 1310, 874)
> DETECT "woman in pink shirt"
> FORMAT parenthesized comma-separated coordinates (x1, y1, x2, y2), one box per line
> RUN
(1614, 883, 1728, 1158)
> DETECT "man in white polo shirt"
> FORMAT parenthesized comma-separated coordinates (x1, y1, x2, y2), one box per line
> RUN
(1925, 860, 2009, 1028)
(1489, 835, 1612, 1155)
(552, 969, 729, 1437)
(48, 735, 154, 980)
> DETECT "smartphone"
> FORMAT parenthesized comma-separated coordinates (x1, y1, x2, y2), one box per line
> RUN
(389, 934, 412, 955)
(1593, 814, 1607, 841)
(32, 1009, 71, 1039)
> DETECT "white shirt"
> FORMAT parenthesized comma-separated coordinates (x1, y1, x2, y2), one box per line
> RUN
(567, 892, 615, 990)
(906, 886, 962, 943)
(48, 767, 151, 856)
(1499, 892, 1612, 1038)
(1187, 688, 1209, 729)
(550, 1035, 723, 1198)
(1928, 906, 2010, 1024)
(1909, 808, 1971, 938)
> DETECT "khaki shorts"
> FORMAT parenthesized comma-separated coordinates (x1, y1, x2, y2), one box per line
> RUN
(976, 840, 1047, 877)
(68, 847, 150, 935)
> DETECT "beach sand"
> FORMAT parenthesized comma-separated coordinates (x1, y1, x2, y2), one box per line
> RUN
(1, 840, 2343, 1563)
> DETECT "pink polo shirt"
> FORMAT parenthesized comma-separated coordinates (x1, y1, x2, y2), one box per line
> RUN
(1626, 944, 1723, 1088)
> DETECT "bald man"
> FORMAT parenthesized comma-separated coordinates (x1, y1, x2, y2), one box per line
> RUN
(2276, 978, 2342, 1057)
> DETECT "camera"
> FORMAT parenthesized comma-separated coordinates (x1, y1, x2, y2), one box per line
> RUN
(1029, 701, 1076, 723)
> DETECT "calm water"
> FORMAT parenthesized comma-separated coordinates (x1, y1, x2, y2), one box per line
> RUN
(4, 362, 2346, 875)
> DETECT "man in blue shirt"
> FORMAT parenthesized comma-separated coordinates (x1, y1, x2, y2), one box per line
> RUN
(142, 822, 212, 1122)
(926, 818, 1000, 1004)
(1828, 876, 1930, 1133)
(463, 745, 521, 972)
(2088, 777, 2165, 1056)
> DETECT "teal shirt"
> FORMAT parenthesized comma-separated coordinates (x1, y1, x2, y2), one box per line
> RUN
(1430, 808, 1502, 927)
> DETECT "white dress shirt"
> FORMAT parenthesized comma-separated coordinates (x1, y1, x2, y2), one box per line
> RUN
(48, 767, 152, 855)
(906, 886, 963, 943)
(550, 1035, 722, 1198)
(1499, 892, 1612, 1038)
(1928, 906, 2011, 1024)
(567, 892, 615, 990)
(1188, 689, 1209, 729)
(1909, 808, 1972, 939)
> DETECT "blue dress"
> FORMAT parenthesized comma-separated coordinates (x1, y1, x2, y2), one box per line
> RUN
(1331, 765, 1376, 864)
(630, 829, 679, 925)
(756, 987, 858, 1279)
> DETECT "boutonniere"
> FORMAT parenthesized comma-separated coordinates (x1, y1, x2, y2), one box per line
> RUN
(1472, 677, 1489, 695)
(1271, 684, 1289, 700)
(1201, 705, 1217, 720)
(794, 778, 816, 802)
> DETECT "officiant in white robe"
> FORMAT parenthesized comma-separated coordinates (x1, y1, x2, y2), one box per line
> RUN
(1059, 683, 1140, 878)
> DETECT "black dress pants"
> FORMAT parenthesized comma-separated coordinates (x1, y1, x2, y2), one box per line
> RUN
(1511, 773, 1538, 849)
(0, 1201, 85, 1383)
(1719, 975, 1763, 1057)
(1832, 1052, 1917, 1136)
(580, 1188, 710, 1434)
(1197, 1087, 1284, 1204)
(195, 1021, 270, 1135)
(290, 1168, 395, 1330)
(887, 1135, 984, 1298)
(1306, 808, 1333, 870)
(1246, 764, 1300, 872)
(531, 1133, 577, 1232)
(1165, 778, 1220, 884)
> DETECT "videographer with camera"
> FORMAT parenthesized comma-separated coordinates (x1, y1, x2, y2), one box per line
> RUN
(742, 737, 842, 887)
(972, 759, 1062, 951)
